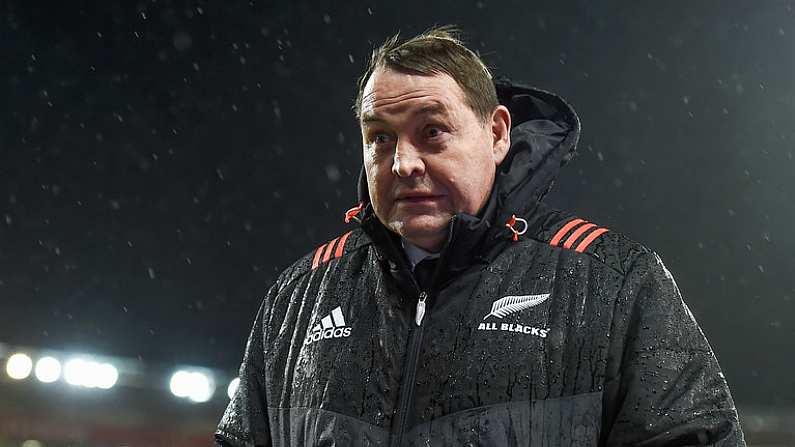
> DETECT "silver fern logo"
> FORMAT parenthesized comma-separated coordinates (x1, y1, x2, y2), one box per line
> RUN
(477, 293, 550, 338)
(483, 294, 550, 320)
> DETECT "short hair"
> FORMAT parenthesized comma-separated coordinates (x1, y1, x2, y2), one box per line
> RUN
(353, 25, 498, 123)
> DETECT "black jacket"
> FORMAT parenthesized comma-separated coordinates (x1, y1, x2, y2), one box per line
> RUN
(216, 79, 745, 446)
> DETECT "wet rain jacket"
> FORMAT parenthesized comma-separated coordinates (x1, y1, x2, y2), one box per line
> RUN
(216, 79, 745, 446)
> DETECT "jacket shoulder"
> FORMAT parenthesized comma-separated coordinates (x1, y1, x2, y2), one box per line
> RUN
(273, 227, 373, 290)
(529, 205, 651, 276)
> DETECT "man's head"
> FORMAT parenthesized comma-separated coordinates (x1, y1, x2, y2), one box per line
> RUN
(355, 26, 512, 252)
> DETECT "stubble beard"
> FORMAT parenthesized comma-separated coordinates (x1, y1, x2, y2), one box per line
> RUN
(387, 211, 451, 252)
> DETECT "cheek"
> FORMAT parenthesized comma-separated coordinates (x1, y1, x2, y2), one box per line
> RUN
(364, 162, 393, 206)
(444, 154, 495, 211)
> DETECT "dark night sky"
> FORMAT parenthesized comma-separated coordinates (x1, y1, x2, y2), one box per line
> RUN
(1, 0, 793, 409)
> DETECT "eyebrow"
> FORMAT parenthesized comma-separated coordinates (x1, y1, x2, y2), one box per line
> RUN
(361, 102, 449, 125)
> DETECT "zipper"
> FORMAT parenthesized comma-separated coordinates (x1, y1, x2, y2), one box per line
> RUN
(391, 289, 428, 447)
(390, 217, 453, 446)
(415, 291, 428, 326)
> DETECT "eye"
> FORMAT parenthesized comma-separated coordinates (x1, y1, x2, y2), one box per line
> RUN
(367, 132, 393, 147)
(425, 126, 444, 139)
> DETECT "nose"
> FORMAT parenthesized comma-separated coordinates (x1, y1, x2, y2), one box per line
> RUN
(392, 139, 425, 178)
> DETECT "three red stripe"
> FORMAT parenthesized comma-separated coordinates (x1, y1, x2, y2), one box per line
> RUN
(311, 231, 353, 270)
(550, 218, 608, 253)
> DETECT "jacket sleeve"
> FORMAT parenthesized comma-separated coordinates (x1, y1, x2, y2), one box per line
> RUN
(215, 288, 275, 447)
(601, 251, 745, 446)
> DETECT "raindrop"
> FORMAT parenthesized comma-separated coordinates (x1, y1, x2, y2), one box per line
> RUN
(173, 31, 193, 51)
(325, 164, 341, 182)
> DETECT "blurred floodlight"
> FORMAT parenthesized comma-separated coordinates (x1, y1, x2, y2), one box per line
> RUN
(64, 358, 118, 389)
(34, 356, 61, 383)
(170, 369, 215, 403)
(6, 353, 33, 380)
(96, 362, 118, 389)
(227, 377, 240, 399)
(64, 359, 88, 386)
(169, 370, 191, 398)
(21, 440, 44, 447)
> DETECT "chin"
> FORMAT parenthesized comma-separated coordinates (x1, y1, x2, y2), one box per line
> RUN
(389, 214, 450, 248)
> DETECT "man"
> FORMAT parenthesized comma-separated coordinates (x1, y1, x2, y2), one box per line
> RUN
(216, 26, 745, 446)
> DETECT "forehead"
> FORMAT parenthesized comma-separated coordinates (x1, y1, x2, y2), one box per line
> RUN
(360, 68, 467, 124)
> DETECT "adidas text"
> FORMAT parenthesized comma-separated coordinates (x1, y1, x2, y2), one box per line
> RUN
(305, 327, 352, 345)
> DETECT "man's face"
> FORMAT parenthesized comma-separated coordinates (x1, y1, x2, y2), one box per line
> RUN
(360, 67, 511, 252)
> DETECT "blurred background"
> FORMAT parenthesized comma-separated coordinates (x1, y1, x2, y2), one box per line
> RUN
(1, 0, 794, 445)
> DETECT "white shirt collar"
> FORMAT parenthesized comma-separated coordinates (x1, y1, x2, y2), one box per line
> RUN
(401, 238, 440, 270)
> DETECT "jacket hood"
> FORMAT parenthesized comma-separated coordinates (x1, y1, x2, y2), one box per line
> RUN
(356, 78, 581, 279)
(483, 77, 581, 227)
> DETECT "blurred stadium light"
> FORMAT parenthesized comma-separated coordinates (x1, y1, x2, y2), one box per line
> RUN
(227, 376, 240, 399)
(5, 352, 33, 380)
(169, 369, 215, 403)
(34, 356, 61, 383)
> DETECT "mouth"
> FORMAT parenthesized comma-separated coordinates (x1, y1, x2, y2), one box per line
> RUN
(395, 193, 444, 205)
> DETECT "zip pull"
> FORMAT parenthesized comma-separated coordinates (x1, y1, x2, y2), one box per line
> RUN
(415, 292, 428, 326)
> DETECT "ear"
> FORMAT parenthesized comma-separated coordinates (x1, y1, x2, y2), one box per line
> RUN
(490, 105, 511, 166)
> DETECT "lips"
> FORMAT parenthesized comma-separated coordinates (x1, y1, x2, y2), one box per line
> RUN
(395, 192, 444, 205)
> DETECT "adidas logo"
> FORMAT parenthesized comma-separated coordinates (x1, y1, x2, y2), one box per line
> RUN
(304, 306, 352, 345)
